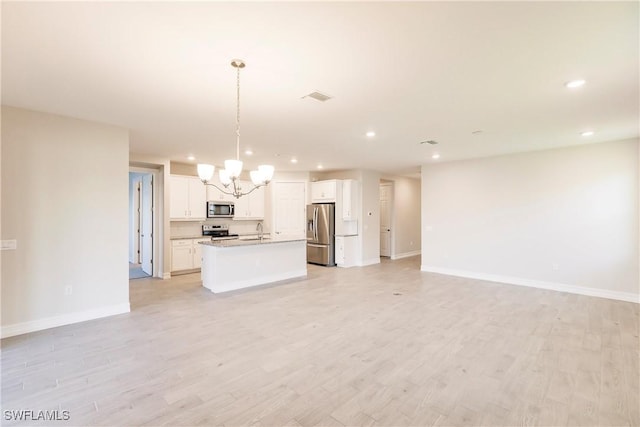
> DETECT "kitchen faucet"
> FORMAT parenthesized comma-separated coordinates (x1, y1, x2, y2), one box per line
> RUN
(256, 222, 264, 240)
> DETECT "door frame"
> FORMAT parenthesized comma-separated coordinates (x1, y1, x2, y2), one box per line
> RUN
(135, 180, 142, 264)
(140, 173, 154, 275)
(129, 166, 162, 278)
(379, 181, 395, 258)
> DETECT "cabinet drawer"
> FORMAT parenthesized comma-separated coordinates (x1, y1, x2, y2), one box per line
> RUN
(172, 239, 192, 247)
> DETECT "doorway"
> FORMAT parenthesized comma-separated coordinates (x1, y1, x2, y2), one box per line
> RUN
(272, 181, 306, 239)
(379, 182, 393, 258)
(129, 172, 153, 279)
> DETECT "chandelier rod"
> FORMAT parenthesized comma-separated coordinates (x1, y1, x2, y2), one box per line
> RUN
(235, 60, 240, 161)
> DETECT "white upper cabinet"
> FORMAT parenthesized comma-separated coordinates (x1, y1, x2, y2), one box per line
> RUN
(170, 176, 189, 219)
(188, 178, 207, 218)
(341, 179, 358, 220)
(206, 174, 232, 201)
(170, 175, 207, 220)
(233, 180, 265, 220)
(311, 180, 337, 202)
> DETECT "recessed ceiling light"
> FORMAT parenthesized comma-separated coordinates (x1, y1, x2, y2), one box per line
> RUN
(366, 131, 376, 137)
(290, 158, 298, 164)
(581, 130, 594, 137)
(317, 164, 323, 169)
(244, 149, 253, 155)
(565, 79, 586, 89)
(432, 153, 440, 160)
(187, 155, 195, 161)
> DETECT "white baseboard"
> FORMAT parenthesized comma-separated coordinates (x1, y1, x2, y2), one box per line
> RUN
(359, 257, 381, 267)
(391, 250, 421, 260)
(420, 265, 639, 304)
(1, 303, 131, 339)
(162, 272, 171, 279)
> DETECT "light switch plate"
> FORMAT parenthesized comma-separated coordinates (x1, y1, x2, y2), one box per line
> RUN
(1, 240, 17, 250)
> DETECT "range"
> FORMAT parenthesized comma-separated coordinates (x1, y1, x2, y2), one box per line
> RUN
(202, 224, 238, 241)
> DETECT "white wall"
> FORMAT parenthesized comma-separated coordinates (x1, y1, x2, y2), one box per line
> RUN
(360, 170, 381, 265)
(421, 139, 639, 302)
(1, 107, 131, 337)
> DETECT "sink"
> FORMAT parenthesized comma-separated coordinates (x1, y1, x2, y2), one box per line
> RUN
(239, 236, 270, 241)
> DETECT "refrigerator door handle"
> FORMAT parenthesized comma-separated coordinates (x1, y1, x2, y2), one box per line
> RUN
(307, 243, 326, 248)
(314, 207, 319, 241)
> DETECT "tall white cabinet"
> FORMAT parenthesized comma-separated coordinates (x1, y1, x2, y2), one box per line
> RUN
(341, 180, 358, 221)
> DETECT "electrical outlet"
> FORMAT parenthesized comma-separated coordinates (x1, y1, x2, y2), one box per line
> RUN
(64, 286, 73, 296)
(410, 241, 414, 246)
(1, 240, 17, 250)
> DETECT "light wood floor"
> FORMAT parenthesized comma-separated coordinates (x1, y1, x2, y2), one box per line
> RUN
(2, 257, 639, 426)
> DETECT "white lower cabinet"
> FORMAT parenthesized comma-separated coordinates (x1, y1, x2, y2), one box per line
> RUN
(192, 239, 209, 269)
(171, 238, 209, 272)
(335, 235, 358, 268)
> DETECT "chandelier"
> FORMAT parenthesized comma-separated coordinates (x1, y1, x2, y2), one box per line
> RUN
(197, 59, 274, 198)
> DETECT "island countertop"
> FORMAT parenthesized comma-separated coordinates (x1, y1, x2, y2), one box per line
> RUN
(199, 238, 306, 248)
(200, 238, 307, 293)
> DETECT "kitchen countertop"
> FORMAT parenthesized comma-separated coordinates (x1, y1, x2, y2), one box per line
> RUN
(200, 238, 305, 248)
(170, 231, 271, 240)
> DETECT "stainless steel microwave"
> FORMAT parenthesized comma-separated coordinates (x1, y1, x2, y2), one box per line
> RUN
(207, 201, 235, 218)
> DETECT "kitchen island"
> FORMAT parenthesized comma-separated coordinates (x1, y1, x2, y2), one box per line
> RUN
(200, 238, 307, 293)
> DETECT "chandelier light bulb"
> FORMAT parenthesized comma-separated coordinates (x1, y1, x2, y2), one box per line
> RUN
(197, 164, 215, 182)
(250, 170, 264, 185)
(219, 169, 232, 186)
(224, 159, 243, 179)
(258, 165, 274, 183)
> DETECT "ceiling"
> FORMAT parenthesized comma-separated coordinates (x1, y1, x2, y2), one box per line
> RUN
(2, 2, 638, 176)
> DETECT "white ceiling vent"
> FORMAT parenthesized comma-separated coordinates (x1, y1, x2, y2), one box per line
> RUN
(303, 91, 332, 102)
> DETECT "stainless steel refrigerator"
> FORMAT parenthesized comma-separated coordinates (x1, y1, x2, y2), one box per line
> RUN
(307, 203, 336, 266)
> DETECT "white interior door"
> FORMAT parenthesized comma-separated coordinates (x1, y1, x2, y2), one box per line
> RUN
(380, 183, 391, 257)
(274, 182, 306, 239)
(141, 174, 153, 275)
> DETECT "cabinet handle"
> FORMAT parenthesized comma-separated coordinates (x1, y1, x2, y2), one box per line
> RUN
(184, 210, 187, 216)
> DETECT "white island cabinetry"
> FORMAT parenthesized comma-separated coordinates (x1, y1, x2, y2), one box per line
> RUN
(200, 239, 306, 293)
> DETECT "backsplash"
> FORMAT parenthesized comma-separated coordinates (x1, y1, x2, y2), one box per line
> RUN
(170, 219, 266, 238)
